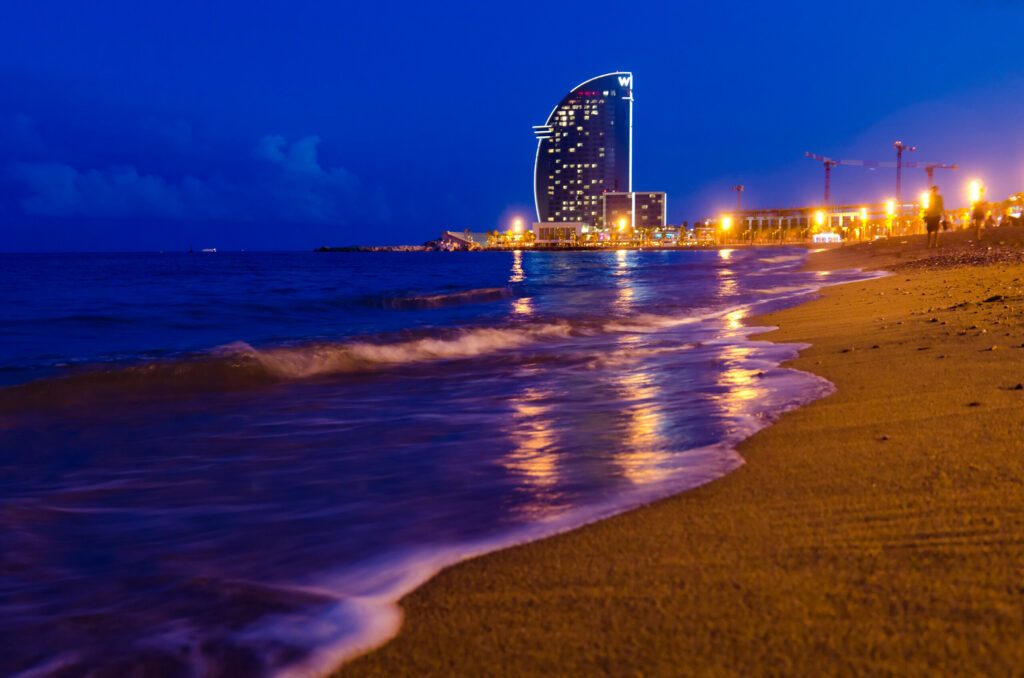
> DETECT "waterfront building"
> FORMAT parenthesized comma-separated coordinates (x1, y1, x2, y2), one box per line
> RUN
(602, 192, 667, 233)
(531, 222, 596, 246)
(651, 224, 680, 244)
(533, 72, 633, 230)
(708, 204, 910, 243)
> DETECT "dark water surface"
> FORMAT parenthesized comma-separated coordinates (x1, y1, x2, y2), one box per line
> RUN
(0, 250, 868, 675)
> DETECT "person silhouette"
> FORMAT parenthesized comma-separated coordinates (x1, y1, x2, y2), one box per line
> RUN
(924, 185, 944, 249)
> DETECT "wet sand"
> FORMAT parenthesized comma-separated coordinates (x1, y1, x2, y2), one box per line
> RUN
(339, 227, 1024, 675)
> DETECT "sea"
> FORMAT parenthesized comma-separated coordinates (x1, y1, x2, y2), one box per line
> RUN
(0, 248, 870, 676)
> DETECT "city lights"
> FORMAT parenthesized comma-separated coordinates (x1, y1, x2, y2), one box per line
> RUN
(617, 217, 627, 232)
(814, 210, 825, 227)
(721, 215, 733, 231)
(968, 179, 984, 204)
(513, 218, 523, 233)
(885, 200, 895, 216)
(860, 207, 868, 222)
(919, 191, 930, 210)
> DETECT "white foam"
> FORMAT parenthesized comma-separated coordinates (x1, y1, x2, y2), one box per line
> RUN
(249, 442, 751, 677)
(216, 322, 575, 380)
(757, 254, 805, 264)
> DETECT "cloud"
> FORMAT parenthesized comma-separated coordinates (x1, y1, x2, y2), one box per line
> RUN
(251, 135, 368, 223)
(7, 162, 217, 219)
(3, 133, 388, 225)
(254, 135, 333, 175)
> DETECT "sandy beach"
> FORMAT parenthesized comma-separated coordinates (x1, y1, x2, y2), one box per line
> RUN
(340, 226, 1024, 675)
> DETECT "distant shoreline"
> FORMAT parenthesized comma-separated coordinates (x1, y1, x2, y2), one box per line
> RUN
(315, 243, 816, 253)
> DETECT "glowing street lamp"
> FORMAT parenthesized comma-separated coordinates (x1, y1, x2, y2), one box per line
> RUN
(919, 190, 931, 210)
(884, 199, 895, 237)
(617, 217, 627, 232)
(814, 210, 825, 228)
(718, 215, 732, 245)
(513, 217, 523, 233)
(860, 207, 868, 222)
(968, 179, 984, 205)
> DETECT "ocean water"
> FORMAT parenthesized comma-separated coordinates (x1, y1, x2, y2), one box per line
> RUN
(0, 249, 869, 675)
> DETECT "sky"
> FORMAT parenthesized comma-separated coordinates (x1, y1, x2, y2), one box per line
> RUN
(2, 0, 1024, 250)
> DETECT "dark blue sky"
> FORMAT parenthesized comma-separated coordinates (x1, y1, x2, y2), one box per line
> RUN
(2, 0, 1023, 250)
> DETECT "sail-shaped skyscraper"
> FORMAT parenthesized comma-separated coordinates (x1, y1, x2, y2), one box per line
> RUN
(533, 72, 633, 230)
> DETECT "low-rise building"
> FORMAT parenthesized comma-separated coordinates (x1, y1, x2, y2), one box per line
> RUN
(532, 222, 588, 246)
(649, 225, 681, 245)
(439, 230, 488, 250)
(602, 192, 667, 234)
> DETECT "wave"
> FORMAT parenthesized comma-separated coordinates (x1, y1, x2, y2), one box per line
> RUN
(0, 322, 576, 413)
(249, 441, 751, 676)
(362, 287, 514, 310)
(756, 254, 805, 264)
(0, 276, 864, 415)
(214, 322, 574, 379)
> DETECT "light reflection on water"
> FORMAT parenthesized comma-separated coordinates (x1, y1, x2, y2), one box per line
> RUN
(718, 264, 738, 297)
(612, 368, 671, 485)
(725, 307, 746, 330)
(509, 249, 525, 283)
(512, 296, 534, 316)
(506, 382, 558, 477)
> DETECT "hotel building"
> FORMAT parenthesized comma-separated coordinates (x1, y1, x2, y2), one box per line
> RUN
(533, 72, 633, 229)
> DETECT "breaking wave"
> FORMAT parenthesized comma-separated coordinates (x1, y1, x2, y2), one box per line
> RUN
(0, 282, 853, 415)
(0, 322, 579, 412)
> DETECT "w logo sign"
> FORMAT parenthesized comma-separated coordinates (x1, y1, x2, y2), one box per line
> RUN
(617, 75, 632, 88)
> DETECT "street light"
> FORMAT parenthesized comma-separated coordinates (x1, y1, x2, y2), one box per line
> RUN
(513, 218, 522, 233)
(814, 210, 825, 228)
(968, 179, 983, 205)
(919, 191, 930, 210)
(860, 207, 868, 222)
(617, 217, 627, 232)
(884, 199, 895, 238)
(718, 215, 732, 245)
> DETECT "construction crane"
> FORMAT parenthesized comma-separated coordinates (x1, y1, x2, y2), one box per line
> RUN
(804, 152, 873, 204)
(805, 151, 958, 206)
(892, 141, 915, 207)
(903, 161, 958, 188)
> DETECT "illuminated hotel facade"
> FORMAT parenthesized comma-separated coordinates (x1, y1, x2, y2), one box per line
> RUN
(533, 72, 633, 229)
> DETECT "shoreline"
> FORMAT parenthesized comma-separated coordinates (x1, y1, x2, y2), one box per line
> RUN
(337, 226, 1024, 675)
(287, 259, 868, 676)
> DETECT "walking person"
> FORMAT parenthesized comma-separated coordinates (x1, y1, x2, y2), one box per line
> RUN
(924, 184, 944, 249)
(971, 186, 987, 241)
